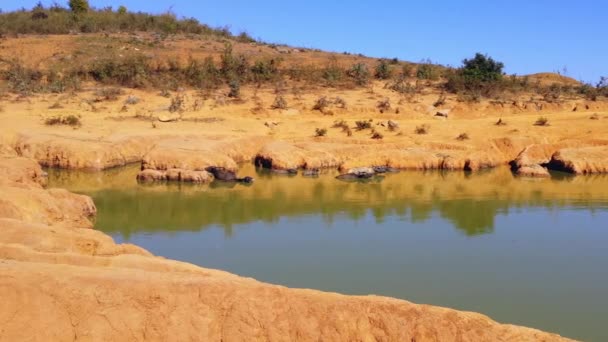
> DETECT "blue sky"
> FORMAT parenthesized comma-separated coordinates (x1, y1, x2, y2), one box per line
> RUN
(2, 1, 606, 83)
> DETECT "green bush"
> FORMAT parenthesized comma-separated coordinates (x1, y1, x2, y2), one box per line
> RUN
(347, 63, 370, 86)
(69, 0, 90, 14)
(445, 53, 505, 98)
(375, 60, 392, 80)
(322, 58, 344, 86)
(416, 59, 440, 80)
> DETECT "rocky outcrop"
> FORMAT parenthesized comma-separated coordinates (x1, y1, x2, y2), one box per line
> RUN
(136, 168, 214, 183)
(336, 167, 376, 180)
(14, 134, 154, 170)
(547, 146, 608, 174)
(510, 147, 550, 178)
(256, 141, 509, 173)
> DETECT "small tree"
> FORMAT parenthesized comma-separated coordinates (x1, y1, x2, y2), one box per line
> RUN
(118, 5, 127, 14)
(68, 0, 90, 13)
(461, 53, 504, 83)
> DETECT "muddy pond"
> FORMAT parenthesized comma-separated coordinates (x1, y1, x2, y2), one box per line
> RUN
(48, 165, 608, 341)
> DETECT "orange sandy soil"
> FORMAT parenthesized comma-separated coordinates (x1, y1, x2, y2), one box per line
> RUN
(0, 33, 606, 341)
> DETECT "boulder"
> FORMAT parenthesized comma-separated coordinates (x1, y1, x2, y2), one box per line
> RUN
(337, 167, 375, 180)
(136, 169, 167, 182)
(515, 164, 550, 178)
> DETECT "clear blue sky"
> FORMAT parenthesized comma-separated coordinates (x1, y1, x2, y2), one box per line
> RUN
(2, 0, 606, 83)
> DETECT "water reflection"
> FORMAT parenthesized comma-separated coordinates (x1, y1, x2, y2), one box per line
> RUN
(48, 164, 608, 238)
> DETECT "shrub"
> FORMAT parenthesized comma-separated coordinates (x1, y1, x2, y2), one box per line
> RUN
(416, 59, 440, 80)
(375, 60, 392, 80)
(89, 54, 151, 88)
(415, 124, 429, 134)
(117, 6, 127, 14)
(169, 94, 185, 112)
(315, 128, 327, 137)
(184, 57, 221, 89)
(347, 63, 370, 86)
(228, 79, 240, 98)
(251, 59, 280, 83)
(322, 58, 344, 86)
(125, 95, 140, 105)
(377, 98, 391, 113)
(461, 53, 504, 83)
(69, 0, 90, 14)
(355, 120, 372, 131)
(534, 117, 549, 126)
(456, 133, 469, 141)
(389, 77, 417, 95)
(590, 113, 600, 120)
(95, 87, 123, 101)
(332, 119, 349, 129)
(371, 130, 383, 139)
(334, 96, 347, 109)
(445, 53, 505, 98)
(45, 115, 81, 126)
(271, 95, 287, 109)
(433, 93, 447, 107)
(495, 118, 507, 126)
(313, 96, 330, 111)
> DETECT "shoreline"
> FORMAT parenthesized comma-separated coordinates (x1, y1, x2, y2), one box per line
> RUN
(0, 154, 577, 341)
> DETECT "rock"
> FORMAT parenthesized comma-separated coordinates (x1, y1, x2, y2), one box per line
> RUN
(435, 109, 450, 118)
(205, 166, 237, 181)
(238, 176, 254, 184)
(167, 169, 214, 183)
(387, 120, 399, 130)
(157, 113, 180, 122)
(372, 166, 399, 174)
(136, 169, 167, 182)
(337, 167, 375, 180)
(137, 169, 214, 183)
(515, 164, 550, 178)
(302, 169, 320, 177)
(547, 146, 608, 174)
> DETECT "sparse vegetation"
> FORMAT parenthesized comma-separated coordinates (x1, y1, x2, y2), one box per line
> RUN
(95, 87, 123, 101)
(433, 93, 447, 107)
(332, 119, 349, 129)
(415, 124, 429, 134)
(377, 98, 391, 113)
(347, 63, 370, 86)
(313, 96, 331, 111)
(371, 130, 383, 139)
(315, 128, 327, 137)
(169, 94, 185, 112)
(534, 116, 550, 126)
(228, 79, 241, 98)
(456, 133, 470, 141)
(355, 120, 372, 131)
(271, 95, 287, 109)
(590, 113, 600, 120)
(495, 118, 507, 126)
(375, 60, 392, 80)
(45, 115, 81, 127)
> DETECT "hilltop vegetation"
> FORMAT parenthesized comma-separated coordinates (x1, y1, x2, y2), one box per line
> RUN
(0, 1, 606, 103)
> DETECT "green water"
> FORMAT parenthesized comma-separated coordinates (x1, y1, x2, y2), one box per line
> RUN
(48, 165, 608, 341)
